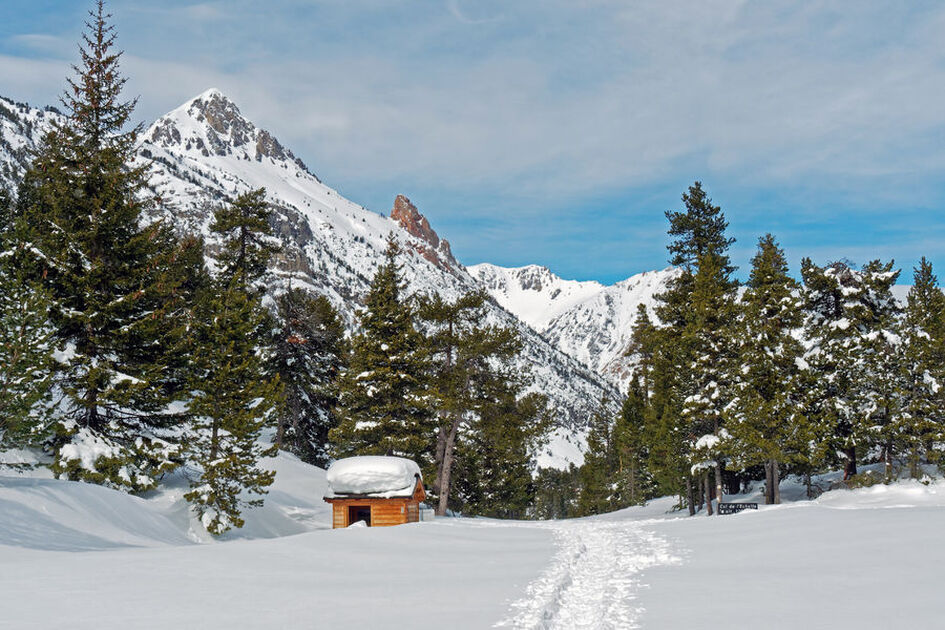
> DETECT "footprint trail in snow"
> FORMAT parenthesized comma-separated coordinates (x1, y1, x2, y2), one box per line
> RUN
(496, 520, 681, 629)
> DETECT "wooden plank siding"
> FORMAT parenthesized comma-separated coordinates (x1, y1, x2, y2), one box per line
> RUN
(332, 505, 346, 528)
(327, 497, 422, 528)
(325, 478, 427, 528)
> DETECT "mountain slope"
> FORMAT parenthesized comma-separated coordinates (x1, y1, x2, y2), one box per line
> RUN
(0, 95, 60, 193)
(469, 263, 680, 389)
(0, 89, 618, 467)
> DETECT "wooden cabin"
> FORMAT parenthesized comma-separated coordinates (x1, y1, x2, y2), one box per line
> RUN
(324, 456, 427, 528)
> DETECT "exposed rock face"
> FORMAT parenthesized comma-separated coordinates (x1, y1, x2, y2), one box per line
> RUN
(390, 194, 458, 272)
(391, 195, 438, 246)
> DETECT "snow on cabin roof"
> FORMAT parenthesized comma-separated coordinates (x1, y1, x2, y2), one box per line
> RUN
(325, 456, 422, 498)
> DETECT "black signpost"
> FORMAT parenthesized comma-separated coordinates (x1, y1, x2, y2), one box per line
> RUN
(717, 502, 759, 515)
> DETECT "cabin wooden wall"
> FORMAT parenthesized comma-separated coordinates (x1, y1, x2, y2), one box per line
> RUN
(329, 498, 424, 528)
(370, 500, 409, 527)
(332, 505, 346, 528)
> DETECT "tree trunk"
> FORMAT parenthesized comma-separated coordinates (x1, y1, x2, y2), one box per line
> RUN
(843, 446, 857, 480)
(275, 420, 285, 449)
(764, 460, 774, 505)
(714, 461, 723, 509)
(770, 459, 781, 504)
(884, 439, 893, 482)
(686, 476, 696, 516)
(433, 425, 447, 490)
(209, 420, 219, 463)
(703, 473, 713, 516)
(435, 414, 461, 516)
(696, 475, 704, 513)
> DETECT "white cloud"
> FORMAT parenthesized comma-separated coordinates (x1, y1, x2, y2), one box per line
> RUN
(3, 1, 944, 279)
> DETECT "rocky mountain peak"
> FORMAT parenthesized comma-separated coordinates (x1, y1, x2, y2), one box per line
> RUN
(391, 195, 438, 247)
(189, 89, 253, 144)
(146, 89, 312, 175)
(390, 194, 457, 271)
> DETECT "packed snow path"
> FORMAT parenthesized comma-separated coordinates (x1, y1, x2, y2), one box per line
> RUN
(496, 520, 680, 629)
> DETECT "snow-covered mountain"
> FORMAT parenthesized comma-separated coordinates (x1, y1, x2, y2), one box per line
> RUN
(0, 89, 619, 467)
(0, 95, 60, 192)
(469, 263, 680, 389)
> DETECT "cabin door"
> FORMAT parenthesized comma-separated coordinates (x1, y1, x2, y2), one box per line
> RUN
(348, 505, 371, 526)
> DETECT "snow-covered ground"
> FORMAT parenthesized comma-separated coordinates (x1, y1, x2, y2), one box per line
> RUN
(2, 453, 943, 629)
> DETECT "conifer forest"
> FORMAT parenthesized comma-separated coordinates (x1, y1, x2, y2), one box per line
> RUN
(2, 3, 944, 538)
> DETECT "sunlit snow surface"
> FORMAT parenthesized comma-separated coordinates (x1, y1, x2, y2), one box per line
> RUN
(2, 453, 944, 629)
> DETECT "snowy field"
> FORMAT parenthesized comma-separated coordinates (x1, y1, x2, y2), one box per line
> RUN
(2, 453, 943, 629)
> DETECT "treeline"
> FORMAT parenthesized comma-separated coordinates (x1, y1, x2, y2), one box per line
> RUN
(0, 3, 549, 532)
(568, 182, 945, 517)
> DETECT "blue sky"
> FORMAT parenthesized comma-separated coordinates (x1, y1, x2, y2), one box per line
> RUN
(2, 1, 944, 284)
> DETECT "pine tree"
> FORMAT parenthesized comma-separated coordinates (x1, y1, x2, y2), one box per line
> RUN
(181, 187, 284, 534)
(209, 187, 279, 290)
(14, 2, 195, 490)
(630, 304, 690, 508)
(627, 304, 658, 396)
(651, 182, 738, 513)
(268, 288, 346, 466)
(576, 400, 617, 516)
(680, 250, 738, 514)
(895, 258, 945, 477)
(532, 465, 582, 519)
(331, 237, 435, 468)
(664, 182, 736, 275)
(418, 289, 537, 515)
(184, 283, 279, 535)
(801, 259, 901, 479)
(727, 235, 807, 503)
(612, 377, 652, 506)
(0, 191, 55, 463)
(452, 391, 549, 519)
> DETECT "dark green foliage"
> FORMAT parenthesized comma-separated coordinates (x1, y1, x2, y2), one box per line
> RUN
(577, 400, 617, 516)
(0, 191, 55, 462)
(801, 258, 900, 478)
(331, 237, 436, 468)
(418, 289, 548, 515)
(532, 465, 581, 519)
(895, 258, 945, 476)
(726, 235, 807, 502)
(209, 187, 278, 289)
(180, 182, 286, 534)
(665, 181, 736, 277)
(184, 282, 280, 535)
(577, 385, 653, 516)
(451, 391, 549, 518)
(14, 2, 195, 490)
(269, 288, 346, 466)
(643, 182, 739, 510)
(612, 378, 652, 506)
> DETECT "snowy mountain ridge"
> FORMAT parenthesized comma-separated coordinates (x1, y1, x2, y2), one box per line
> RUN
(469, 263, 681, 389)
(0, 95, 61, 192)
(0, 89, 620, 467)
